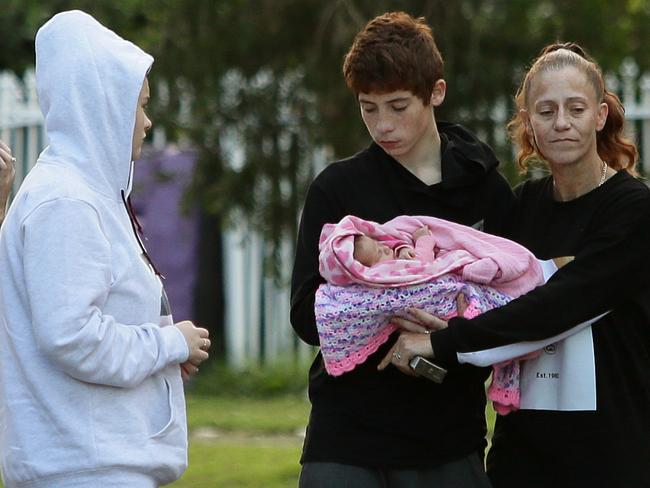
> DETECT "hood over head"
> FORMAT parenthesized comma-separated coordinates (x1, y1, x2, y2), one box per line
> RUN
(35, 10, 153, 199)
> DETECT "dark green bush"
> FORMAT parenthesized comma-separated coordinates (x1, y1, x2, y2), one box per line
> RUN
(186, 358, 312, 397)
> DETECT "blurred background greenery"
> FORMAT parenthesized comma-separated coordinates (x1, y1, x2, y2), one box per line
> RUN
(3, 0, 650, 347)
(2, 1, 650, 485)
(3, 0, 650, 256)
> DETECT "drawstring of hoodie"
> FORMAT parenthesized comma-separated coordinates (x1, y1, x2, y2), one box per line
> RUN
(121, 189, 165, 279)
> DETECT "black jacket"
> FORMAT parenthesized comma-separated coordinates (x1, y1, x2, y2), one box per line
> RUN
(430, 172, 650, 486)
(290, 122, 514, 468)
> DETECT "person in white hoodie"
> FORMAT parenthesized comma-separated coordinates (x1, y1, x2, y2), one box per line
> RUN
(0, 140, 15, 225)
(0, 10, 211, 488)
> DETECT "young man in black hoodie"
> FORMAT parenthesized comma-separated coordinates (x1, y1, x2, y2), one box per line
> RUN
(290, 11, 512, 487)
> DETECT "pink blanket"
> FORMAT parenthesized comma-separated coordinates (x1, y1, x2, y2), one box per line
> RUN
(319, 215, 542, 297)
(316, 215, 545, 414)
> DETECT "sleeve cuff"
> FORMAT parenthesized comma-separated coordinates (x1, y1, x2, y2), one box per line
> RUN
(429, 324, 459, 368)
(161, 325, 190, 363)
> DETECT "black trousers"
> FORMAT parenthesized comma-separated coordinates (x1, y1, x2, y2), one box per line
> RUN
(299, 453, 492, 488)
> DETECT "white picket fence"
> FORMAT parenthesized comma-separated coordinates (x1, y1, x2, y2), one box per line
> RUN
(1, 59, 648, 366)
(607, 58, 650, 175)
(0, 70, 45, 193)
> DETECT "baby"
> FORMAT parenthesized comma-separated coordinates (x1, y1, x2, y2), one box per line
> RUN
(353, 227, 432, 266)
(317, 214, 546, 415)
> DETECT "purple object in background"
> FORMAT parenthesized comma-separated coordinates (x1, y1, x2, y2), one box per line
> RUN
(131, 146, 199, 321)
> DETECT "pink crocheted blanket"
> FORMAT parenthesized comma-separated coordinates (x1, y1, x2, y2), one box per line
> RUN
(316, 215, 545, 414)
(315, 277, 511, 376)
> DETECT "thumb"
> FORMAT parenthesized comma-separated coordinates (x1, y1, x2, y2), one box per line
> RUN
(456, 293, 468, 318)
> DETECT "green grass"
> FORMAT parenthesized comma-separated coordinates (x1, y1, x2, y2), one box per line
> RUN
(169, 391, 498, 487)
(0, 362, 498, 487)
(186, 359, 311, 398)
(169, 393, 308, 487)
(170, 441, 303, 488)
(185, 393, 310, 434)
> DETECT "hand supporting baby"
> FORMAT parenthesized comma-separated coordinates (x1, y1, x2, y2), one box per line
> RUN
(377, 292, 467, 376)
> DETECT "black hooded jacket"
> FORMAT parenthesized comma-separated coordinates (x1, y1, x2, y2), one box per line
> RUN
(290, 121, 514, 468)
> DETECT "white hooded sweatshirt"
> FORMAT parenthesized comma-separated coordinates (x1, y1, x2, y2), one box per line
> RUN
(0, 10, 190, 487)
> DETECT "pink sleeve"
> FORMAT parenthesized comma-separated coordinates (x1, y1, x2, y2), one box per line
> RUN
(414, 235, 436, 262)
(461, 258, 500, 284)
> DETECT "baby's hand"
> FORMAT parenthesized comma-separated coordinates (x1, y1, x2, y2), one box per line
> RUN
(412, 226, 431, 240)
(397, 247, 415, 259)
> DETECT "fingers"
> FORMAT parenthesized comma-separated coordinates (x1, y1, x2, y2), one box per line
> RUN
(0, 142, 14, 169)
(378, 332, 434, 375)
(199, 336, 211, 351)
(184, 361, 200, 374)
(456, 293, 469, 318)
(391, 317, 430, 334)
(378, 344, 416, 376)
(0, 149, 9, 169)
(180, 361, 200, 382)
(405, 308, 448, 331)
(189, 345, 209, 366)
(180, 363, 191, 381)
(175, 320, 212, 366)
(378, 343, 397, 371)
(190, 351, 209, 365)
(193, 331, 211, 364)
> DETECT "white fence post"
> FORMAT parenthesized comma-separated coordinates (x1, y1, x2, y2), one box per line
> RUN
(0, 70, 46, 195)
(609, 58, 650, 175)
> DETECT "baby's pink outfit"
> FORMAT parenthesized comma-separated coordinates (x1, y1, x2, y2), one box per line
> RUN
(316, 215, 544, 414)
(319, 215, 540, 296)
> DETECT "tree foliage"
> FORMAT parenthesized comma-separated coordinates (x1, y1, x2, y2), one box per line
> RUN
(2, 0, 650, 257)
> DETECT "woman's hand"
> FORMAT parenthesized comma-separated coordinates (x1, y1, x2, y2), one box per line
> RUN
(378, 331, 434, 375)
(392, 307, 449, 334)
(390, 292, 466, 334)
(382, 308, 447, 375)
(379, 293, 468, 376)
(174, 320, 211, 380)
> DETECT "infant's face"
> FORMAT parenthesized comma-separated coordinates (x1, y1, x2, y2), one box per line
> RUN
(353, 235, 395, 267)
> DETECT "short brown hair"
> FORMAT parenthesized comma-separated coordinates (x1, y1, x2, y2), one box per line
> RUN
(343, 12, 444, 104)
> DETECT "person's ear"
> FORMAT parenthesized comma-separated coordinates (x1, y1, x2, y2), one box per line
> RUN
(521, 109, 534, 136)
(596, 101, 608, 132)
(430, 79, 446, 107)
